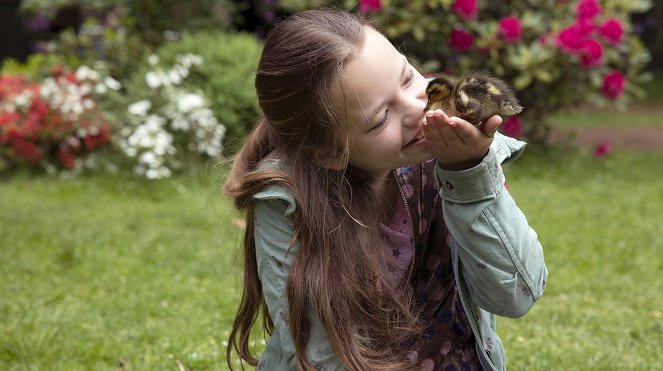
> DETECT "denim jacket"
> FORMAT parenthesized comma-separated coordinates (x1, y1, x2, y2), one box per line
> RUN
(251, 133, 548, 370)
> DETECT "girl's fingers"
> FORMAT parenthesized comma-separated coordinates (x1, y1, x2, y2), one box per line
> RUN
(426, 110, 461, 146)
(479, 115, 503, 138)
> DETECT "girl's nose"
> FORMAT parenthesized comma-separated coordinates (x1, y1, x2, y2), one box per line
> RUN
(403, 96, 426, 127)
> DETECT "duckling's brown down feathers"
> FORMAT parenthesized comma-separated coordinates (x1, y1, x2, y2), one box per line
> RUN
(424, 72, 523, 125)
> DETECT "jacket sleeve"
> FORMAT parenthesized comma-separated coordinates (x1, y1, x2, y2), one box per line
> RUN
(252, 194, 345, 370)
(435, 134, 548, 318)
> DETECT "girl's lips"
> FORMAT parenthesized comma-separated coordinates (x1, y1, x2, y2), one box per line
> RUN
(404, 128, 425, 147)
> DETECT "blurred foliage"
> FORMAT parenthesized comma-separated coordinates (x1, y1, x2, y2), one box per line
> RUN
(126, 31, 262, 154)
(16, 0, 254, 82)
(1, 53, 66, 81)
(278, 0, 653, 145)
(19, 0, 247, 44)
(39, 17, 149, 82)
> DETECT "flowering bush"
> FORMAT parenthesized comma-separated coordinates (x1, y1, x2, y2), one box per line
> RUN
(280, 0, 652, 144)
(0, 66, 119, 173)
(149, 31, 262, 154)
(117, 54, 226, 179)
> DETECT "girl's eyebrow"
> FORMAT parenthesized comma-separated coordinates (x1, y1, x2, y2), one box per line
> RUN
(365, 56, 409, 128)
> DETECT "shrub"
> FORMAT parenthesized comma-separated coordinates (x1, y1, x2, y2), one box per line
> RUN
(151, 31, 262, 153)
(115, 54, 227, 179)
(37, 17, 152, 83)
(278, 0, 653, 145)
(0, 66, 119, 174)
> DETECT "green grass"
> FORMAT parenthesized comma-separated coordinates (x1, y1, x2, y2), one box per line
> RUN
(501, 150, 663, 370)
(0, 168, 247, 370)
(2, 150, 663, 370)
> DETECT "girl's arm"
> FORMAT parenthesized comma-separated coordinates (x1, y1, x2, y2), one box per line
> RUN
(436, 134, 548, 318)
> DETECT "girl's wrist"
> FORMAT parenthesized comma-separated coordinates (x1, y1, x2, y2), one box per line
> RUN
(438, 151, 487, 171)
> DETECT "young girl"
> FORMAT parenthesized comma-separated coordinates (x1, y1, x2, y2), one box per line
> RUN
(224, 9, 547, 371)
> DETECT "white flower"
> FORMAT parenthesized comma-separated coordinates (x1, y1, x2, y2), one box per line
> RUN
(177, 93, 205, 112)
(175, 65, 189, 79)
(139, 151, 158, 166)
(79, 83, 92, 96)
(171, 117, 189, 131)
(168, 70, 183, 85)
(146, 71, 164, 88)
(148, 54, 160, 66)
(95, 83, 108, 94)
(14, 93, 31, 108)
(82, 99, 95, 110)
(145, 114, 166, 131)
(128, 100, 152, 116)
(75, 65, 92, 81)
(104, 76, 121, 91)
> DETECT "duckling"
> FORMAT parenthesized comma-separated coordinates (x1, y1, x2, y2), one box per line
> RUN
(424, 72, 523, 125)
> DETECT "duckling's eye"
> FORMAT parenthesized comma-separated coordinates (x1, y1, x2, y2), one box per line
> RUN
(370, 109, 389, 131)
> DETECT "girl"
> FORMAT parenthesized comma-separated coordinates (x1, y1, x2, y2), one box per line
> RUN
(224, 9, 547, 371)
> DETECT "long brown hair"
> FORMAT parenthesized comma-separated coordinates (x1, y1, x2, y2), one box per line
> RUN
(224, 9, 420, 370)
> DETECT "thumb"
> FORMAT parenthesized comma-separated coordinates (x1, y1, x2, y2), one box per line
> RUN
(481, 115, 503, 138)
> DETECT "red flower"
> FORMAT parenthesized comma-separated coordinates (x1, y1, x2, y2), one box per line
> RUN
(57, 148, 76, 169)
(580, 39, 603, 68)
(593, 142, 612, 159)
(84, 124, 112, 150)
(453, 0, 478, 20)
(576, 0, 602, 21)
(359, 0, 380, 13)
(602, 71, 625, 100)
(13, 139, 42, 164)
(450, 28, 474, 51)
(498, 16, 523, 43)
(501, 116, 523, 138)
(599, 18, 623, 45)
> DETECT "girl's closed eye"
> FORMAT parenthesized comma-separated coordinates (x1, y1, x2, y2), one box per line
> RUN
(371, 110, 389, 131)
(369, 68, 415, 132)
(404, 68, 414, 86)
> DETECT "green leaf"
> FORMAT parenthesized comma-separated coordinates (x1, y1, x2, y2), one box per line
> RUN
(513, 73, 533, 90)
(535, 69, 554, 83)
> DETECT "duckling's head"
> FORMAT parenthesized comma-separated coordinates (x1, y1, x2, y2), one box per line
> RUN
(424, 77, 455, 112)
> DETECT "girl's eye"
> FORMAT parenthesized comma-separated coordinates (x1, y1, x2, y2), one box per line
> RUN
(404, 69, 414, 86)
(370, 109, 389, 131)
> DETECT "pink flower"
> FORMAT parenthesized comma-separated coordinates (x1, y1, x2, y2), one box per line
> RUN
(450, 28, 474, 51)
(602, 71, 626, 99)
(498, 16, 523, 43)
(599, 18, 623, 45)
(501, 116, 523, 138)
(593, 142, 612, 159)
(359, 0, 380, 13)
(557, 26, 584, 53)
(453, 0, 478, 21)
(580, 39, 603, 68)
(576, 0, 602, 21)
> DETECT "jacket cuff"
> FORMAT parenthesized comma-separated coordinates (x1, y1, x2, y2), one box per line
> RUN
(435, 148, 503, 203)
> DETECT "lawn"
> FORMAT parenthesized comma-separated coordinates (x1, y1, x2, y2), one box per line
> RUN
(1, 149, 662, 370)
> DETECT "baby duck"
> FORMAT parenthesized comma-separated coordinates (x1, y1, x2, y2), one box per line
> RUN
(424, 72, 523, 125)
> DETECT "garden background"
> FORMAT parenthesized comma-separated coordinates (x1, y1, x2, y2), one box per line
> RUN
(1, 0, 662, 369)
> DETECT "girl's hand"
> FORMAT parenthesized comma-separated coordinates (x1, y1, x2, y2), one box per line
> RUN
(423, 109, 502, 171)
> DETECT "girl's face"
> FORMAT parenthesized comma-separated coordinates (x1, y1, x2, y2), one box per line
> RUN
(337, 28, 431, 180)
